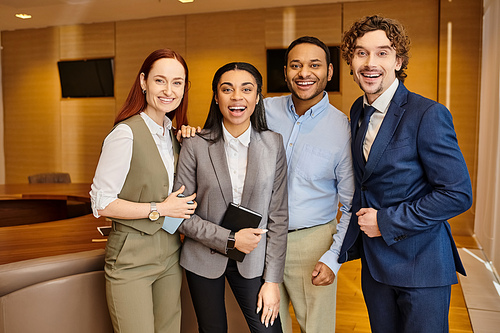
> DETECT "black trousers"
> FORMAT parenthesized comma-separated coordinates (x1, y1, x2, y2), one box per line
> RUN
(185, 259, 283, 333)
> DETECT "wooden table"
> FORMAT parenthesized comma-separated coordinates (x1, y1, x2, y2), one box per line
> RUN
(0, 183, 110, 265)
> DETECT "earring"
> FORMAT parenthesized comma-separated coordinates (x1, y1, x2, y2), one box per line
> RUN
(350, 70, 353, 75)
(142, 89, 146, 94)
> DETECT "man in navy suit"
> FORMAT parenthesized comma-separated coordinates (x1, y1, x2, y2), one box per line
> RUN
(338, 15, 473, 332)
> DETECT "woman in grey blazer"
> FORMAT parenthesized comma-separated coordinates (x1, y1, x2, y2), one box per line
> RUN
(175, 62, 288, 333)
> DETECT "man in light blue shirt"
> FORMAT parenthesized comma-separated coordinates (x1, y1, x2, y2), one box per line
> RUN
(264, 36, 354, 333)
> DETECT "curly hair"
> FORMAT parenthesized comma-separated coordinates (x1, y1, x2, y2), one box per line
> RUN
(341, 15, 411, 82)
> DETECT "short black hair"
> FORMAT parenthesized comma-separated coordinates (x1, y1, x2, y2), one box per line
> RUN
(284, 36, 331, 66)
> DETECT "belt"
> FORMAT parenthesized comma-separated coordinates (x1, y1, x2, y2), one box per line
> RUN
(288, 226, 312, 233)
(288, 221, 333, 233)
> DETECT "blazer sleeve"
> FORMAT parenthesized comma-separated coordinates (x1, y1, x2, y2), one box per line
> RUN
(175, 137, 231, 253)
(262, 134, 289, 283)
(377, 102, 473, 246)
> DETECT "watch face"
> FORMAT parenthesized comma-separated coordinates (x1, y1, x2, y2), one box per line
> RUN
(149, 211, 160, 221)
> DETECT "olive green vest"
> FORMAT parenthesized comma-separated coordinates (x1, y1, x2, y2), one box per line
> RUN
(111, 115, 180, 234)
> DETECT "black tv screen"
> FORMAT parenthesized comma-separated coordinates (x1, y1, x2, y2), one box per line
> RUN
(57, 58, 114, 98)
(266, 46, 340, 93)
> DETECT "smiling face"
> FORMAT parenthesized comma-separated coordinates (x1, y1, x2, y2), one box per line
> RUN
(350, 30, 403, 104)
(140, 57, 186, 123)
(284, 43, 333, 114)
(215, 69, 258, 137)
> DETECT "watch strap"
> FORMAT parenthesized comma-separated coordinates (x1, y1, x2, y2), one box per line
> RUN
(227, 231, 236, 250)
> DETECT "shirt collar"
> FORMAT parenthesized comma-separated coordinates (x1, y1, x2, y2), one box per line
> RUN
(140, 112, 172, 136)
(363, 78, 399, 113)
(222, 122, 251, 148)
(287, 91, 329, 118)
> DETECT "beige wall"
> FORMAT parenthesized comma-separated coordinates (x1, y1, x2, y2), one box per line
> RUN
(1, 0, 482, 235)
(476, 0, 500, 272)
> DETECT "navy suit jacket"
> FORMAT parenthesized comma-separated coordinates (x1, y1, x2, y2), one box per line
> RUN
(338, 83, 473, 288)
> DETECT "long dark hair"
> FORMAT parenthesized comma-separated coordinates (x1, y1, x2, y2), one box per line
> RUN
(114, 49, 189, 128)
(201, 62, 268, 142)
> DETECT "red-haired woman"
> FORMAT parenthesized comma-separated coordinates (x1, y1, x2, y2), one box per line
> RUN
(90, 49, 197, 333)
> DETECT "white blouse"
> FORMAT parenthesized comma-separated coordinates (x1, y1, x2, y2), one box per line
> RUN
(222, 123, 251, 205)
(89, 112, 175, 218)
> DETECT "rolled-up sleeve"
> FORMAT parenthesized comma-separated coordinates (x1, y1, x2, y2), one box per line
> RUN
(89, 124, 133, 217)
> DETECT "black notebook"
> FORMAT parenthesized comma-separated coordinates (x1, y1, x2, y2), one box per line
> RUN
(220, 202, 262, 262)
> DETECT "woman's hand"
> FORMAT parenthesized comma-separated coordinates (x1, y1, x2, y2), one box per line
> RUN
(158, 185, 197, 219)
(176, 125, 201, 142)
(256, 282, 280, 328)
(234, 228, 267, 254)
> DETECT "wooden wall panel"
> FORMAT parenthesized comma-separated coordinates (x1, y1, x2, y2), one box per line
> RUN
(59, 22, 115, 60)
(115, 16, 187, 117)
(58, 22, 116, 183)
(61, 98, 115, 183)
(342, 0, 440, 113)
(2, 28, 62, 183)
(438, 0, 482, 235)
(265, 4, 342, 48)
(185, 10, 266, 127)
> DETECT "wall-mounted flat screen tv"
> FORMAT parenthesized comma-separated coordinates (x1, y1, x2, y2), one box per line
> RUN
(266, 46, 340, 93)
(57, 58, 114, 98)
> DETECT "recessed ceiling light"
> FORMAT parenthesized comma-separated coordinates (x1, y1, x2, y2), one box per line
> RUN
(178, 0, 194, 3)
(15, 13, 32, 19)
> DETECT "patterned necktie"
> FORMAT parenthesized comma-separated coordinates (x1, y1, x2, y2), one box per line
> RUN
(354, 105, 376, 164)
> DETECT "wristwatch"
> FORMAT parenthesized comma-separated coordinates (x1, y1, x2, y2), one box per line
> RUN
(148, 202, 160, 221)
(227, 231, 236, 250)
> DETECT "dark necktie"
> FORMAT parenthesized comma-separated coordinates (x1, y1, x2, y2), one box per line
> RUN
(354, 105, 376, 164)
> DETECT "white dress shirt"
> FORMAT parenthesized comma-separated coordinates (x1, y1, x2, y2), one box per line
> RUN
(90, 112, 175, 218)
(222, 123, 251, 205)
(363, 78, 400, 160)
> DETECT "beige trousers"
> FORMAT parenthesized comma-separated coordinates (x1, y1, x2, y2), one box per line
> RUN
(105, 223, 182, 333)
(279, 220, 338, 333)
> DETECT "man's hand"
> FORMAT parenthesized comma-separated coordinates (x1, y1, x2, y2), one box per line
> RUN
(176, 125, 201, 142)
(357, 207, 381, 237)
(311, 261, 335, 286)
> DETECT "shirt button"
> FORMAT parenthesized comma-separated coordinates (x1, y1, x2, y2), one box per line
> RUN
(289, 143, 293, 147)
(296, 121, 300, 125)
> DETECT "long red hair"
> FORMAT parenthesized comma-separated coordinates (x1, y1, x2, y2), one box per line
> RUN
(114, 49, 189, 129)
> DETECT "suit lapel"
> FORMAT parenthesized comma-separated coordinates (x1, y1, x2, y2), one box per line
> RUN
(363, 85, 408, 181)
(208, 138, 233, 205)
(241, 130, 263, 208)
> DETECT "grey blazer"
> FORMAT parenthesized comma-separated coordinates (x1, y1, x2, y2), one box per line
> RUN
(175, 128, 288, 282)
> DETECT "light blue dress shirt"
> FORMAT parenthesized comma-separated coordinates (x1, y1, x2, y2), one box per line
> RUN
(264, 92, 354, 273)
